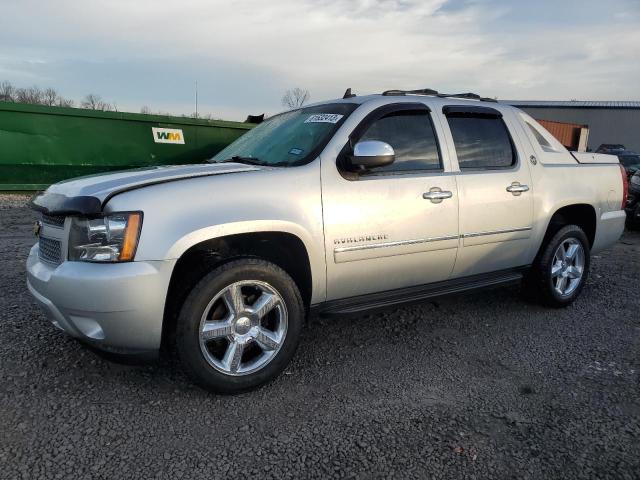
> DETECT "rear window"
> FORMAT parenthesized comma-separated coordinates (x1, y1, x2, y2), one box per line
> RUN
(447, 116, 516, 169)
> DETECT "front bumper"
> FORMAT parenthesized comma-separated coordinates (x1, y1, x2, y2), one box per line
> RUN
(26, 244, 176, 355)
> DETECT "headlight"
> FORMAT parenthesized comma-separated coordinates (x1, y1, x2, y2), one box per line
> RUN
(68, 212, 142, 262)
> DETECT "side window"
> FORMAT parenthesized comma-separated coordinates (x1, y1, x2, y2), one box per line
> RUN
(446, 115, 516, 169)
(358, 111, 441, 173)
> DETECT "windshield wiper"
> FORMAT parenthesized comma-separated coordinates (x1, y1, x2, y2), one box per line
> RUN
(219, 156, 266, 166)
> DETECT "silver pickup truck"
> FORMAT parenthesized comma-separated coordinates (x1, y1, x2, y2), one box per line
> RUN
(27, 89, 628, 393)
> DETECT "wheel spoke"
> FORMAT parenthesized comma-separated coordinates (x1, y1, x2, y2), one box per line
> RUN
(253, 327, 281, 351)
(222, 339, 245, 373)
(567, 266, 582, 279)
(251, 292, 278, 319)
(558, 244, 567, 261)
(222, 284, 245, 315)
(555, 275, 568, 294)
(565, 243, 579, 261)
(201, 320, 233, 341)
(551, 263, 563, 277)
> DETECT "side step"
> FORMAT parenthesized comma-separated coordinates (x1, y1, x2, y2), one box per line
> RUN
(317, 268, 527, 317)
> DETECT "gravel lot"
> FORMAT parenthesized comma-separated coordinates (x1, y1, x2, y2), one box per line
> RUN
(1, 193, 639, 479)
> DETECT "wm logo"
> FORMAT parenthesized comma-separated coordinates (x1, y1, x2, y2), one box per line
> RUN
(152, 127, 185, 144)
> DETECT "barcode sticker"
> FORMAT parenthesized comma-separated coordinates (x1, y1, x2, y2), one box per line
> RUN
(304, 114, 344, 124)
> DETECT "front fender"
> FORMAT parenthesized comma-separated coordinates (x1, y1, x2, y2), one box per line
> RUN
(166, 220, 325, 303)
(103, 163, 327, 304)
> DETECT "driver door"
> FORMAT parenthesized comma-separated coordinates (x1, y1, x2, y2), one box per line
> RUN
(321, 103, 459, 300)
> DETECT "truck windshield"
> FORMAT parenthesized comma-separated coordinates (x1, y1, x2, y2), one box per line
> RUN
(211, 103, 357, 167)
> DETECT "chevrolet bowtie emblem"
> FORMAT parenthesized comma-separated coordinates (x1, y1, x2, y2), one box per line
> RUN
(33, 220, 42, 237)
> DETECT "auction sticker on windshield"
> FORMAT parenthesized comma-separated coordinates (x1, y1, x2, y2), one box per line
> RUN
(304, 114, 344, 124)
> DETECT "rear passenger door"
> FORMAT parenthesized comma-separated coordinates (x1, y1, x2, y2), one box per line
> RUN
(440, 105, 534, 277)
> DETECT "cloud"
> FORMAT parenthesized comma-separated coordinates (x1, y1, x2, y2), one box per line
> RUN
(0, 0, 638, 119)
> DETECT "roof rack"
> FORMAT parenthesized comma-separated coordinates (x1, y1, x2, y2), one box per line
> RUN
(382, 88, 439, 96)
(381, 88, 497, 103)
(437, 92, 497, 103)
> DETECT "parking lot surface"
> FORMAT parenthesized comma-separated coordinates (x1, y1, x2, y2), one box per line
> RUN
(0, 194, 639, 479)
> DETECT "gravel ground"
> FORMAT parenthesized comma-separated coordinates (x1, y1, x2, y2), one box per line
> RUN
(1, 194, 639, 479)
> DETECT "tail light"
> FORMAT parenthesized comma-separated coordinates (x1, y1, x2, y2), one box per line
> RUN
(620, 164, 629, 209)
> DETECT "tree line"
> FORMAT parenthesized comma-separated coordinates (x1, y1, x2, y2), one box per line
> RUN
(0, 81, 118, 111)
(0, 80, 311, 116)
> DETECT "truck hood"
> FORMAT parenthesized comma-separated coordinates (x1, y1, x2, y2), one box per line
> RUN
(30, 163, 260, 215)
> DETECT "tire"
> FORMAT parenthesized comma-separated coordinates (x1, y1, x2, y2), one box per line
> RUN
(176, 258, 304, 393)
(626, 205, 640, 230)
(525, 224, 590, 308)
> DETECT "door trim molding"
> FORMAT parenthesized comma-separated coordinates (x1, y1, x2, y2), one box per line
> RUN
(461, 226, 532, 238)
(334, 234, 459, 253)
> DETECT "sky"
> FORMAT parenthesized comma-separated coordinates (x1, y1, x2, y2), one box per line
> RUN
(1, 0, 639, 120)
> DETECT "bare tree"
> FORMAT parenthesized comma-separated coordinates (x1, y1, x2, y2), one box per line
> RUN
(140, 105, 152, 114)
(57, 97, 74, 108)
(81, 93, 114, 111)
(16, 85, 44, 104)
(281, 87, 310, 109)
(43, 87, 58, 106)
(0, 81, 15, 102)
(81, 93, 102, 109)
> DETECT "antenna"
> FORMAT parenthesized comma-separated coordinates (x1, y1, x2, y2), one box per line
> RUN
(343, 88, 356, 99)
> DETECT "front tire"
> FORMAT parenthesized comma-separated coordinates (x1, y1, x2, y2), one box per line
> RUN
(176, 258, 304, 393)
(526, 224, 590, 308)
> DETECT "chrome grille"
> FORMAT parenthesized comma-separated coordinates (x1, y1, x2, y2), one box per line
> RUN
(38, 236, 63, 266)
(41, 213, 66, 228)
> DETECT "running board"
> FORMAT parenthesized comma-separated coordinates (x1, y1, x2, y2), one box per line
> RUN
(317, 268, 527, 317)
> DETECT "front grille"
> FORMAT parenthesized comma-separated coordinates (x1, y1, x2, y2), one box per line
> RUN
(41, 213, 66, 228)
(38, 236, 63, 266)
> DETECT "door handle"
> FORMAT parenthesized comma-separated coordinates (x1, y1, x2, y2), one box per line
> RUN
(506, 182, 529, 196)
(423, 187, 453, 203)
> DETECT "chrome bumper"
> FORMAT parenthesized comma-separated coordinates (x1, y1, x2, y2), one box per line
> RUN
(26, 244, 176, 353)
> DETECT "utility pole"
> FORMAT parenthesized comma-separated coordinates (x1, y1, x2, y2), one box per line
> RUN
(195, 80, 198, 118)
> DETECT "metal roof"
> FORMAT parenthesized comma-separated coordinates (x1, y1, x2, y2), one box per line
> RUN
(502, 100, 640, 109)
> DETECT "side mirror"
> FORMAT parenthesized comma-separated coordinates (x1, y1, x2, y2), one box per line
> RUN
(350, 140, 395, 169)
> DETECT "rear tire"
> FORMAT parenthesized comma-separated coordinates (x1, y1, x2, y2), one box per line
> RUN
(176, 258, 304, 393)
(525, 224, 590, 308)
(626, 205, 640, 230)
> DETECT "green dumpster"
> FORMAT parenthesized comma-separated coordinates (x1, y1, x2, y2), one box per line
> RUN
(0, 102, 254, 190)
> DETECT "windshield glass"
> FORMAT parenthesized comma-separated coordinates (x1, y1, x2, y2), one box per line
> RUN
(210, 103, 357, 167)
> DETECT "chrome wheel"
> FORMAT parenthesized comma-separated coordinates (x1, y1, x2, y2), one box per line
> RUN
(198, 280, 288, 376)
(551, 238, 585, 297)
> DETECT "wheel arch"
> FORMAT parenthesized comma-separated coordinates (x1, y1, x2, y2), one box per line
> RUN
(161, 230, 314, 351)
(541, 203, 597, 249)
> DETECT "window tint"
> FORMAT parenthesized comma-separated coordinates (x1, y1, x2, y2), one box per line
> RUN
(359, 111, 441, 173)
(447, 116, 515, 169)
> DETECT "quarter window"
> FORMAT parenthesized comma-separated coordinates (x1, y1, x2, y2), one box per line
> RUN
(526, 122, 552, 149)
(358, 111, 441, 173)
(447, 116, 516, 169)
